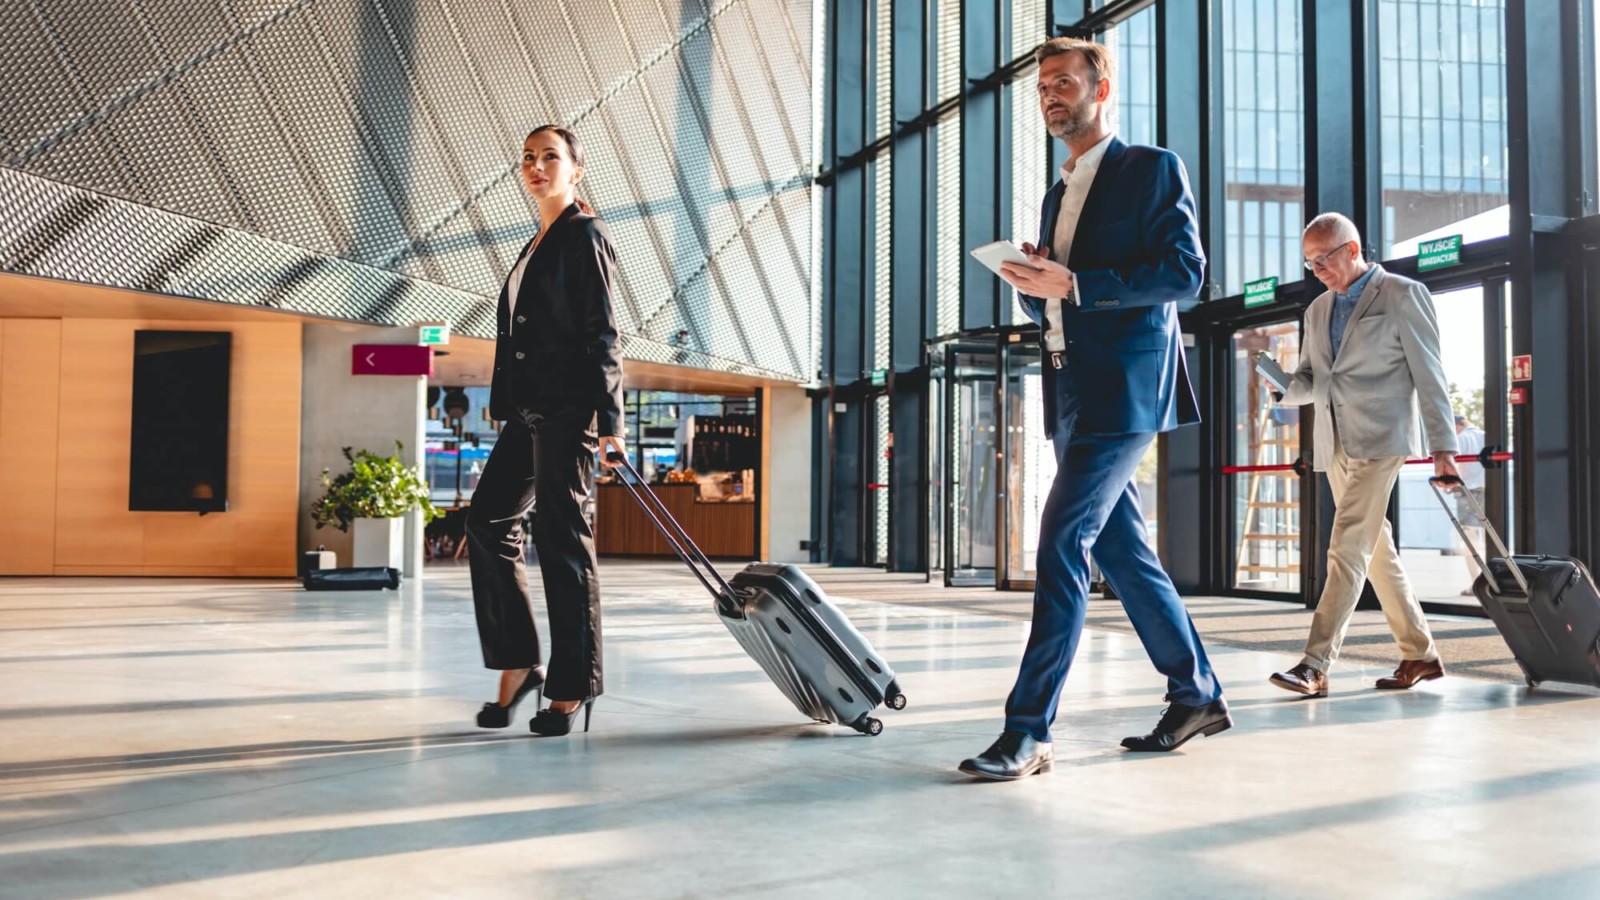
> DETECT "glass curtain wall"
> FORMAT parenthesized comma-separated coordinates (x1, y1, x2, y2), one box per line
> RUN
(1012, 0, 1047, 61)
(1011, 78, 1048, 323)
(934, 0, 963, 341)
(1378, 0, 1510, 259)
(1105, 4, 1158, 148)
(1221, 0, 1306, 297)
(872, 163, 891, 377)
(830, 0, 1182, 580)
(821, 0, 1551, 592)
(1108, 4, 1163, 554)
(873, 393, 891, 566)
(876, 0, 889, 374)
(936, 117, 963, 339)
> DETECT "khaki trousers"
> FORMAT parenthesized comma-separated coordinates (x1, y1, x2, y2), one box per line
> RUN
(1301, 435, 1438, 672)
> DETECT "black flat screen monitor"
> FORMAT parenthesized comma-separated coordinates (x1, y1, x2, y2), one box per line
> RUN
(129, 330, 231, 513)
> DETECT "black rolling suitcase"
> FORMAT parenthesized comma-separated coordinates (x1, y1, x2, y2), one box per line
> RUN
(302, 566, 401, 591)
(609, 455, 906, 734)
(1431, 475, 1600, 688)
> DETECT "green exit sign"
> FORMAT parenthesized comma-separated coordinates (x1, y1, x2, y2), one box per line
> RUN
(1243, 277, 1278, 308)
(870, 367, 888, 387)
(1417, 235, 1462, 272)
(418, 323, 451, 345)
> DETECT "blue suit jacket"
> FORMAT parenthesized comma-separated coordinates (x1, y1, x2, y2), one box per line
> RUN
(1019, 138, 1204, 435)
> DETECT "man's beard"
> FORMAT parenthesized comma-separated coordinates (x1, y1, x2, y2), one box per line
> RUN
(1046, 96, 1097, 141)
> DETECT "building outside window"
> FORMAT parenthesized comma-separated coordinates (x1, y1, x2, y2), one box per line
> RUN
(1106, 4, 1158, 149)
(1222, 0, 1306, 297)
(1379, 0, 1510, 260)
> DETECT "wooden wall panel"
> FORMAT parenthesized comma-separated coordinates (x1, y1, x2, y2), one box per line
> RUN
(224, 323, 301, 573)
(0, 320, 62, 574)
(54, 321, 141, 567)
(759, 387, 771, 561)
(2, 318, 302, 576)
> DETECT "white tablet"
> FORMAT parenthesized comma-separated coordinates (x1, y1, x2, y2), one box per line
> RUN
(969, 240, 1040, 278)
(1253, 352, 1291, 393)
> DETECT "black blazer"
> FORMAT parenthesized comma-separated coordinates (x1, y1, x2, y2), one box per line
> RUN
(488, 202, 626, 436)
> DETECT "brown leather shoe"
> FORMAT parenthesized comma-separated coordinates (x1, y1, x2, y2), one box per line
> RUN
(1269, 663, 1328, 697)
(1375, 658, 1445, 690)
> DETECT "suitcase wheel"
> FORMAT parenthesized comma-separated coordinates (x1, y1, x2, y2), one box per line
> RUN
(885, 692, 907, 711)
(852, 715, 884, 736)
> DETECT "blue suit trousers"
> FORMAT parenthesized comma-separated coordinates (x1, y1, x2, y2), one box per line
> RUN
(1003, 392, 1222, 742)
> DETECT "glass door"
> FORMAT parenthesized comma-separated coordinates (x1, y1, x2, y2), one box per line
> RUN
(944, 342, 999, 586)
(927, 347, 946, 577)
(1391, 280, 1510, 610)
(1000, 341, 1052, 589)
(995, 339, 1164, 593)
(868, 391, 890, 568)
(1230, 320, 1305, 594)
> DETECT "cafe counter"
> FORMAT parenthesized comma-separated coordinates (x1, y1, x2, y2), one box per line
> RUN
(594, 483, 756, 559)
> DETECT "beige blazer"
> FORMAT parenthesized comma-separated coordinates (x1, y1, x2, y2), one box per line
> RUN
(1278, 266, 1459, 471)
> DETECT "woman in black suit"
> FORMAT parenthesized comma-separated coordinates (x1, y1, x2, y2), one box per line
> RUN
(468, 125, 625, 736)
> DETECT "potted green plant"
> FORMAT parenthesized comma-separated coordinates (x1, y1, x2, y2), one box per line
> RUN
(312, 443, 440, 570)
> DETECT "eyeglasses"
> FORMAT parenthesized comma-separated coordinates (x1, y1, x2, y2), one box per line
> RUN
(1303, 242, 1355, 271)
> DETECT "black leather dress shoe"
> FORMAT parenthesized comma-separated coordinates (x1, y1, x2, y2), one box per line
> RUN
(1269, 663, 1328, 698)
(1121, 698, 1232, 752)
(958, 730, 1054, 781)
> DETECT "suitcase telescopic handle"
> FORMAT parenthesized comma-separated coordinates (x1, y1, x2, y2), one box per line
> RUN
(1428, 475, 1528, 595)
(606, 451, 736, 604)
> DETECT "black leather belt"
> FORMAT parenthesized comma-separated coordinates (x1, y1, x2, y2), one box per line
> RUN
(1049, 351, 1064, 370)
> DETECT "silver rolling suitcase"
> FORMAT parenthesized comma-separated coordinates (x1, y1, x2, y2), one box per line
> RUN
(609, 455, 905, 734)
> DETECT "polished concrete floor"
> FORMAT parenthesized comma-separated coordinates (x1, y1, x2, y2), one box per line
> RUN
(2, 562, 1598, 899)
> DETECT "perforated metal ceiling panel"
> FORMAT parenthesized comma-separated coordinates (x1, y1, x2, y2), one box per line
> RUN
(1, 0, 819, 383)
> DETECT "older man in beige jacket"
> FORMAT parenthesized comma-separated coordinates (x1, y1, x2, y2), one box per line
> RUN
(1266, 212, 1460, 697)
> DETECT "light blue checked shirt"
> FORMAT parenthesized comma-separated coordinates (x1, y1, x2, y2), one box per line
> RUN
(1329, 264, 1378, 360)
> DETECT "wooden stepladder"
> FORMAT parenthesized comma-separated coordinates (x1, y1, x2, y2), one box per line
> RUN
(1234, 327, 1303, 588)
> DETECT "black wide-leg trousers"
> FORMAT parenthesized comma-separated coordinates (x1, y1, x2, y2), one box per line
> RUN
(466, 415, 603, 702)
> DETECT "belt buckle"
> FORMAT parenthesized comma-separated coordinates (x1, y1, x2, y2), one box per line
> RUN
(1049, 351, 1064, 370)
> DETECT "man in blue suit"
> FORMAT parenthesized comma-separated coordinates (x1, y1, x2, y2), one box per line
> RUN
(960, 37, 1229, 781)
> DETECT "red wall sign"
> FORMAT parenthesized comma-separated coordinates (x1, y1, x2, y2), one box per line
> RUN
(353, 344, 434, 376)
(1511, 354, 1532, 382)
(1508, 387, 1528, 406)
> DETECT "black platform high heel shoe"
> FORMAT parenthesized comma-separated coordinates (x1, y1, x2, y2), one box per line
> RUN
(475, 667, 546, 728)
(528, 699, 594, 736)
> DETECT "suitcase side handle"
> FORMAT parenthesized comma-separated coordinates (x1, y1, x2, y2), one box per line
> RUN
(1429, 475, 1527, 595)
(606, 451, 736, 604)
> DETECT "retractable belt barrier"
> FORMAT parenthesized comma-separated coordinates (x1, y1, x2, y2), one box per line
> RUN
(1219, 446, 1512, 477)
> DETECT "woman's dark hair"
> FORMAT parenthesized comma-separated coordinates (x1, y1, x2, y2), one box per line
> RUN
(527, 125, 594, 215)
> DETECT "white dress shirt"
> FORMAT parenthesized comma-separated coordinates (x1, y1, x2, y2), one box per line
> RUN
(505, 238, 538, 330)
(1044, 132, 1114, 352)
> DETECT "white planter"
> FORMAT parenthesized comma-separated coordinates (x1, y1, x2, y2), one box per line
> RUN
(352, 517, 404, 571)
